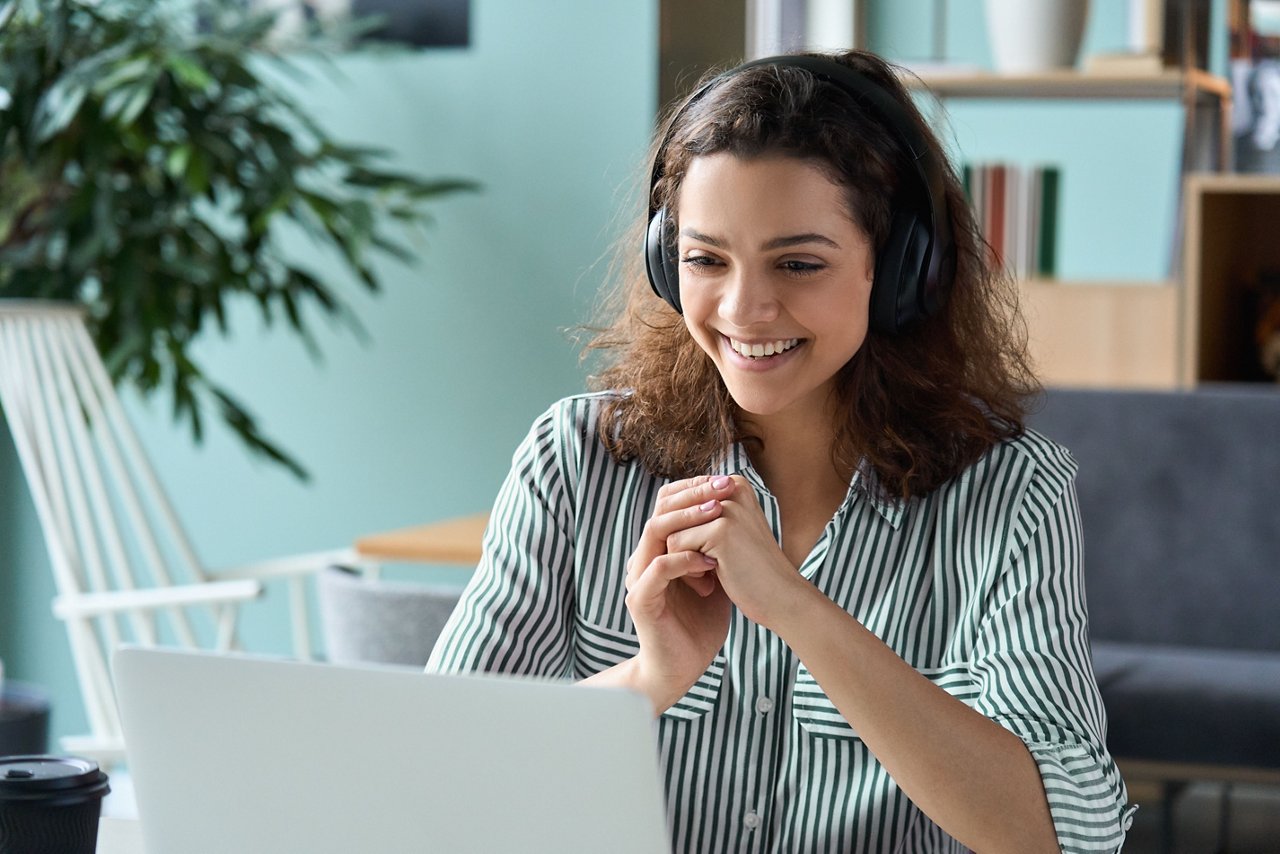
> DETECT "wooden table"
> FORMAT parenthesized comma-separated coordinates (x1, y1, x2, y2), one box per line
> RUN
(353, 513, 488, 565)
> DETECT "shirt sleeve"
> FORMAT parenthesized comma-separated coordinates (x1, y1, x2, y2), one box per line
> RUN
(970, 466, 1136, 853)
(426, 404, 577, 678)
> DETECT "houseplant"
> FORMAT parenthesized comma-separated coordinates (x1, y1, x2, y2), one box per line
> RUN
(0, 0, 476, 478)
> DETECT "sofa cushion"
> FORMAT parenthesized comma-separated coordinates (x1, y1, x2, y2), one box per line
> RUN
(1028, 387, 1280, 653)
(1092, 641, 1280, 770)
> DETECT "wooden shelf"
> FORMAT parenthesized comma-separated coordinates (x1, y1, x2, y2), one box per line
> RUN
(1019, 279, 1180, 389)
(1182, 173, 1280, 385)
(901, 68, 1230, 102)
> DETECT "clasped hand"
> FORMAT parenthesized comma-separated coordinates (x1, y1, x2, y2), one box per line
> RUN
(623, 474, 803, 712)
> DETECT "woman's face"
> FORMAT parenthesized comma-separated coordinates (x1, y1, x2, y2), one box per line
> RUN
(676, 153, 875, 426)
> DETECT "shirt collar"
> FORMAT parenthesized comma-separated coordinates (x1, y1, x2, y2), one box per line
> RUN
(849, 465, 906, 530)
(713, 443, 906, 530)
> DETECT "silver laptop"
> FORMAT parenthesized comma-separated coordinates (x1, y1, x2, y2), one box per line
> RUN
(113, 647, 671, 854)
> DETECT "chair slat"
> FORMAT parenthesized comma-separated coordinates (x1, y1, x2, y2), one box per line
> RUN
(69, 319, 208, 584)
(56, 318, 199, 647)
(29, 317, 151, 647)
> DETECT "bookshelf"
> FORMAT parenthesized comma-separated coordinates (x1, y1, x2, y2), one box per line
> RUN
(902, 67, 1232, 388)
(1183, 173, 1280, 384)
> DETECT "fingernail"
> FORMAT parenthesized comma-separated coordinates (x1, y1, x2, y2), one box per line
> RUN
(702, 555, 717, 567)
(711, 476, 731, 489)
(700, 500, 717, 511)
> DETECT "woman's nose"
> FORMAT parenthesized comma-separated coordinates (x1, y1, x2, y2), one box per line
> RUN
(719, 269, 779, 326)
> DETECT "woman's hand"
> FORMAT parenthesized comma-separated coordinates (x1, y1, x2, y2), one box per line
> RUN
(666, 475, 810, 632)
(622, 475, 737, 713)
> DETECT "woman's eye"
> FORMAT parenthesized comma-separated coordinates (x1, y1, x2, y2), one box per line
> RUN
(780, 259, 823, 275)
(680, 255, 720, 271)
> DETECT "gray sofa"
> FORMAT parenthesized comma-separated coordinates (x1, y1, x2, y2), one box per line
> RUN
(1028, 386, 1280, 841)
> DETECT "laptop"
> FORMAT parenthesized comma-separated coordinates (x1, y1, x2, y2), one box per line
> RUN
(113, 647, 671, 854)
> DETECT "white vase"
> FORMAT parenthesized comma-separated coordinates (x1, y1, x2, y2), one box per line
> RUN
(984, 0, 1091, 73)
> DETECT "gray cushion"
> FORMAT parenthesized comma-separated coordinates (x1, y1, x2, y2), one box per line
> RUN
(1092, 641, 1280, 769)
(318, 566, 463, 668)
(1027, 387, 1280, 653)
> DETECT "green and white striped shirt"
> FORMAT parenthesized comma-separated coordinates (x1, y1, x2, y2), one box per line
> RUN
(428, 392, 1133, 853)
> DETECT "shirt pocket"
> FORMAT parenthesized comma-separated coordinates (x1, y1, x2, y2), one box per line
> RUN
(573, 620, 725, 721)
(793, 661, 979, 742)
(662, 654, 726, 722)
(574, 619, 641, 674)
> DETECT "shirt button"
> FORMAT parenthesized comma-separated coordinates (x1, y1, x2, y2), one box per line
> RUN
(744, 810, 762, 830)
(755, 697, 774, 714)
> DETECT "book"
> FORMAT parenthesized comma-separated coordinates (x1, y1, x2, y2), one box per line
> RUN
(1037, 166, 1060, 278)
(960, 162, 1061, 280)
(990, 164, 1007, 267)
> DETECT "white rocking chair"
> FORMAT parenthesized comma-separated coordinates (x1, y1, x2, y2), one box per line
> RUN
(0, 302, 361, 764)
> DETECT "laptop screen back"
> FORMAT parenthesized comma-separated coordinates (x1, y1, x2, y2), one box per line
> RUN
(113, 647, 670, 854)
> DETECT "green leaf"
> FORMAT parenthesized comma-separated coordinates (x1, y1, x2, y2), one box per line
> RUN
(91, 56, 153, 94)
(103, 331, 149, 379)
(166, 144, 191, 178)
(369, 233, 415, 265)
(165, 54, 215, 91)
(0, 2, 19, 32)
(33, 80, 88, 142)
(184, 148, 210, 195)
(102, 74, 156, 127)
(208, 386, 310, 482)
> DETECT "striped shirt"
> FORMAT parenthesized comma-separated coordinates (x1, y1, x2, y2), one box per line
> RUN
(428, 392, 1134, 853)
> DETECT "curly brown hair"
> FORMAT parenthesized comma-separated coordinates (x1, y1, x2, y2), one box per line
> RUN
(586, 50, 1040, 501)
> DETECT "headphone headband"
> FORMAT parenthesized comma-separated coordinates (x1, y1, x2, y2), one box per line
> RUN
(643, 53, 956, 334)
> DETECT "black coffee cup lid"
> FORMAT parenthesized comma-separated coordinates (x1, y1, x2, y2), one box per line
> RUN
(0, 755, 110, 805)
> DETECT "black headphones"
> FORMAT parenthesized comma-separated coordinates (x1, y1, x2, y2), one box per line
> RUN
(644, 54, 956, 334)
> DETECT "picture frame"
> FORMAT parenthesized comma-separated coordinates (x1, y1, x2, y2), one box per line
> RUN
(249, 0, 470, 48)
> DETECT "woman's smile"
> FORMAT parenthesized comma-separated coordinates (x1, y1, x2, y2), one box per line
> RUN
(722, 335, 805, 371)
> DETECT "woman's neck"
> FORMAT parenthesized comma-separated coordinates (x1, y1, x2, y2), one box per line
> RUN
(738, 407, 853, 566)
(737, 406, 852, 508)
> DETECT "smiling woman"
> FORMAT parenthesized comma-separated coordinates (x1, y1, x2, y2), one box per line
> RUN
(674, 154, 874, 430)
(428, 49, 1133, 854)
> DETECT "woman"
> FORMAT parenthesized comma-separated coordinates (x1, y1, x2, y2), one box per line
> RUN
(429, 49, 1132, 853)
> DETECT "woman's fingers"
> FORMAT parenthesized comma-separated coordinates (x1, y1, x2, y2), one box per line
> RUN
(629, 493, 723, 579)
(681, 566, 719, 598)
(645, 497, 724, 545)
(641, 476, 735, 552)
(626, 549, 718, 603)
(625, 475, 736, 592)
(653, 474, 735, 516)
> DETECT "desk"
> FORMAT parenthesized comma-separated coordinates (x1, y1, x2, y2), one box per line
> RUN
(354, 513, 488, 565)
(98, 817, 143, 853)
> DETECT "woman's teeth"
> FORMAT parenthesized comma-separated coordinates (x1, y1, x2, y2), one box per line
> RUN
(729, 337, 800, 359)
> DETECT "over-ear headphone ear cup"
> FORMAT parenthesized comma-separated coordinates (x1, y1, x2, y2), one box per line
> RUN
(871, 208, 931, 334)
(645, 207, 682, 313)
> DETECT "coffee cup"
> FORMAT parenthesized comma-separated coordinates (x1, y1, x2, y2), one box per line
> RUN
(0, 755, 110, 854)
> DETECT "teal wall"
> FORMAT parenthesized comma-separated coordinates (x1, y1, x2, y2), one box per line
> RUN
(0, 0, 657, 746)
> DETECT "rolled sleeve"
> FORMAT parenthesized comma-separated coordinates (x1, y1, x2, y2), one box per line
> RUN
(972, 470, 1134, 852)
(1029, 741, 1136, 851)
(426, 404, 577, 679)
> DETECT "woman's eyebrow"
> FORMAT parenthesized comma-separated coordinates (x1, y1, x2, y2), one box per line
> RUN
(679, 228, 842, 251)
(762, 233, 841, 250)
(679, 227, 725, 247)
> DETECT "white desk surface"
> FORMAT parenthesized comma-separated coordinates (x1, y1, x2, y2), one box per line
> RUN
(98, 817, 143, 853)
